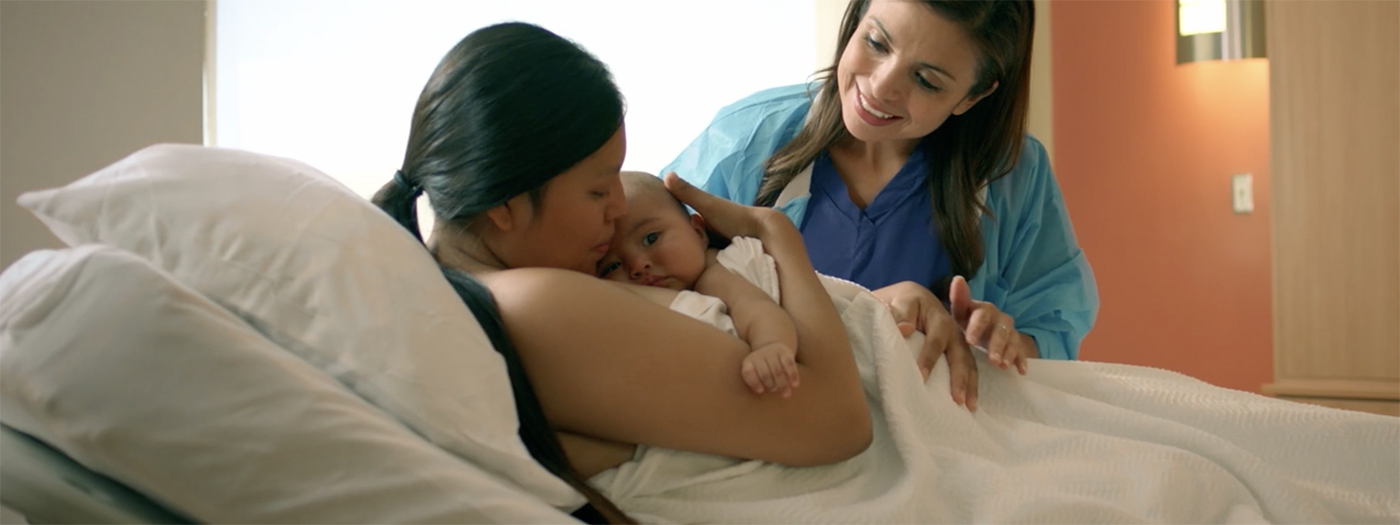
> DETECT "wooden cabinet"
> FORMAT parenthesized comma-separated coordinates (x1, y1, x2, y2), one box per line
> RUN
(1263, 0, 1399, 417)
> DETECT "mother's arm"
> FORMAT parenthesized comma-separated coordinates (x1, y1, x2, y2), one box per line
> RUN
(482, 188, 869, 467)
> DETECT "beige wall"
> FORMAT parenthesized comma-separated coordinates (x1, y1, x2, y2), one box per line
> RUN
(815, 0, 846, 70)
(814, 0, 1054, 159)
(0, 0, 205, 269)
(1028, 0, 1053, 159)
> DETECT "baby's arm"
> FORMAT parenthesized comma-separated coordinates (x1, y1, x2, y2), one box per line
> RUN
(695, 250, 800, 397)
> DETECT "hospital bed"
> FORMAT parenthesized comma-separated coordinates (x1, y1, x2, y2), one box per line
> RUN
(2, 144, 1396, 524)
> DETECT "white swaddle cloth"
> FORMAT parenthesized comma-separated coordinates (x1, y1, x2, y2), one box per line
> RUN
(665, 237, 778, 338)
(593, 237, 1400, 524)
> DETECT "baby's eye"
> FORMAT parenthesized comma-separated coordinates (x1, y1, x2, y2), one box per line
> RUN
(597, 260, 620, 278)
(642, 232, 660, 247)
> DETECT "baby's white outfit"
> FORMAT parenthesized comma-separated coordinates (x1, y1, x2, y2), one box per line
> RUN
(664, 236, 778, 338)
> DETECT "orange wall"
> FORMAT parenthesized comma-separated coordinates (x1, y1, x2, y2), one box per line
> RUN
(1050, 0, 1272, 393)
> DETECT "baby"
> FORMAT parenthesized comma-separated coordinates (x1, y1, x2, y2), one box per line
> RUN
(597, 171, 800, 397)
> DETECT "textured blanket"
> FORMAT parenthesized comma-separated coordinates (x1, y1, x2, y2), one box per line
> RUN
(592, 245, 1400, 523)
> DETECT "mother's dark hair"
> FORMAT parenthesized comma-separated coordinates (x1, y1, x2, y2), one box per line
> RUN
(372, 23, 631, 524)
(375, 21, 625, 240)
(758, 0, 1034, 296)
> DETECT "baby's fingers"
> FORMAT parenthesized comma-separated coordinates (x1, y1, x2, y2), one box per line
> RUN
(783, 353, 800, 388)
(767, 362, 793, 398)
(741, 360, 765, 394)
(756, 359, 782, 393)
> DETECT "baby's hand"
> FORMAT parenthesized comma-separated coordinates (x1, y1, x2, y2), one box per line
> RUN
(741, 343, 800, 398)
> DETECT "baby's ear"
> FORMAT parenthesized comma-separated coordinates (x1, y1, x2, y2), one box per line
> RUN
(689, 213, 708, 238)
(694, 213, 731, 250)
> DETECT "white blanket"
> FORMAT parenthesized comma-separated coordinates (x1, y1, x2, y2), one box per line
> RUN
(592, 239, 1400, 524)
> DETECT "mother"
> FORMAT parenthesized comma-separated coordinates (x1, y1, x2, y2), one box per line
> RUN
(373, 22, 870, 524)
(663, 0, 1099, 408)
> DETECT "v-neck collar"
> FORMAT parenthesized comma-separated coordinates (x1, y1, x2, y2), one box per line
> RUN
(811, 147, 928, 223)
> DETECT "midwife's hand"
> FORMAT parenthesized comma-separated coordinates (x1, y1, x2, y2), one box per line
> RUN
(872, 281, 979, 411)
(742, 342, 800, 398)
(663, 172, 787, 239)
(948, 276, 1035, 375)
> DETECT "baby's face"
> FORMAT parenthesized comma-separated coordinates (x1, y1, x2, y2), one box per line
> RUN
(596, 190, 708, 290)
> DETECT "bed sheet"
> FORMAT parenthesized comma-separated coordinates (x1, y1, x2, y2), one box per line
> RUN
(592, 274, 1400, 524)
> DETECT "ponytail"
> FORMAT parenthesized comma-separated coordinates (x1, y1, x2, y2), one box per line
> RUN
(372, 170, 425, 243)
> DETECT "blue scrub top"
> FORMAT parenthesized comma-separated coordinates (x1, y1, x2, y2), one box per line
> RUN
(802, 149, 952, 292)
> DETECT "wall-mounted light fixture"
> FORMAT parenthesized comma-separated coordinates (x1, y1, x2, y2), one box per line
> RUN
(1176, 0, 1266, 64)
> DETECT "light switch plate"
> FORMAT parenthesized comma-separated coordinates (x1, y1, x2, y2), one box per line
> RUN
(1232, 173, 1254, 214)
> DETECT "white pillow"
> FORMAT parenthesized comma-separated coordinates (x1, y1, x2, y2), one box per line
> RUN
(0, 245, 579, 523)
(15, 144, 582, 508)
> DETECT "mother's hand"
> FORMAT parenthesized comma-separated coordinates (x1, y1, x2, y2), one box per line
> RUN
(872, 281, 978, 411)
(663, 172, 786, 239)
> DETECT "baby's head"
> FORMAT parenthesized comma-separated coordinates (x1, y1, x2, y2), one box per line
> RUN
(596, 171, 709, 290)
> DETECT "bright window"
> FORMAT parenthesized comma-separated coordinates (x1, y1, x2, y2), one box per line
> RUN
(213, 0, 819, 199)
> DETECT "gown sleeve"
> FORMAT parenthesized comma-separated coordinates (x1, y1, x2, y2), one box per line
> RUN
(660, 84, 813, 206)
(973, 136, 1100, 360)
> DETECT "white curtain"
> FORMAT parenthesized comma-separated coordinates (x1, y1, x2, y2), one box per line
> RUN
(214, 0, 819, 199)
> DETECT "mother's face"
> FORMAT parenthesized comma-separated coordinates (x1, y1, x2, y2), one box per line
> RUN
(836, 0, 994, 145)
(493, 126, 628, 274)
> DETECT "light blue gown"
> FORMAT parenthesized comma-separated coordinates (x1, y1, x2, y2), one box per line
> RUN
(661, 84, 1099, 360)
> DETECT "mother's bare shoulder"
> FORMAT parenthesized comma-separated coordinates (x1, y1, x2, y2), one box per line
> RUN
(480, 268, 679, 309)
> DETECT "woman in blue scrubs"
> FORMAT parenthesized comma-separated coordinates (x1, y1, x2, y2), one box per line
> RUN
(663, 0, 1098, 410)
